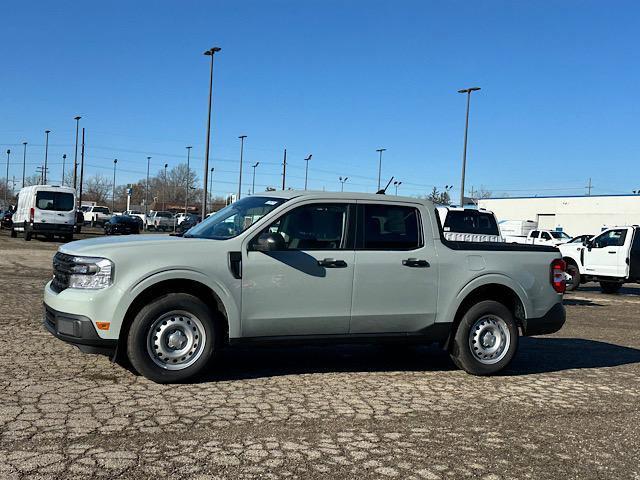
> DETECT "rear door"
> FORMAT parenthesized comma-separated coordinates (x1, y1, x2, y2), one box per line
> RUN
(34, 190, 75, 226)
(350, 202, 438, 334)
(584, 228, 628, 277)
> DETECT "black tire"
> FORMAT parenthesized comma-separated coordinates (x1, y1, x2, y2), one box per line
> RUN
(24, 223, 32, 241)
(91, 219, 96, 228)
(64, 234, 73, 242)
(600, 281, 623, 294)
(450, 300, 519, 376)
(126, 293, 218, 383)
(75, 225, 82, 234)
(10, 228, 17, 238)
(565, 263, 581, 292)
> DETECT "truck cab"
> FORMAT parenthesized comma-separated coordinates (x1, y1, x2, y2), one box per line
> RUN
(559, 226, 640, 293)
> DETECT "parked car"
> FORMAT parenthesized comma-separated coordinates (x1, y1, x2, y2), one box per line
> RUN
(436, 207, 502, 243)
(43, 192, 566, 383)
(560, 226, 640, 292)
(11, 185, 75, 241)
(104, 215, 141, 235)
(174, 213, 200, 235)
(146, 211, 174, 231)
(83, 205, 112, 227)
(1, 209, 13, 229)
(123, 210, 146, 225)
(124, 214, 144, 230)
(174, 212, 190, 225)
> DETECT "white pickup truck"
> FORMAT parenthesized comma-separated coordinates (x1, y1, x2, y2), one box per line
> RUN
(43, 191, 566, 383)
(559, 226, 640, 292)
(506, 229, 572, 246)
(82, 205, 113, 227)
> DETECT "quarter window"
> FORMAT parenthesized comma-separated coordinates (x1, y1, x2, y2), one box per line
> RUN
(362, 204, 421, 250)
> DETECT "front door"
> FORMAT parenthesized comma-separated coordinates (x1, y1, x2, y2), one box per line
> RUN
(350, 203, 438, 334)
(241, 202, 355, 337)
(584, 229, 628, 277)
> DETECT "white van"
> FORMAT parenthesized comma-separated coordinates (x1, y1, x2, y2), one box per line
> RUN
(11, 185, 76, 241)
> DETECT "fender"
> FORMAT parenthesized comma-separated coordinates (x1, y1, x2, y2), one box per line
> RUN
(439, 273, 531, 325)
(115, 268, 240, 338)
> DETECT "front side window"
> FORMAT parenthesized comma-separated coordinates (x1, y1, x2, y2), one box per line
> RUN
(262, 203, 348, 250)
(363, 204, 421, 250)
(185, 196, 286, 240)
(36, 191, 74, 211)
(593, 229, 627, 248)
(542, 232, 551, 240)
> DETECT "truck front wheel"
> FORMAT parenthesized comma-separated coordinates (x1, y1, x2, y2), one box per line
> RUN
(600, 281, 623, 294)
(126, 293, 218, 383)
(565, 264, 581, 292)
(450, 300, 519, 376)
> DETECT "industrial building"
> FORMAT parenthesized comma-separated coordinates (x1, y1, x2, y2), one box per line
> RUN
(477, 194, 640, 237)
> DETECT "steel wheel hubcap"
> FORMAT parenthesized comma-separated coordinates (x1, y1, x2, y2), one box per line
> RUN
(468, 315, 510, 365)
(147, 310, 206, 370)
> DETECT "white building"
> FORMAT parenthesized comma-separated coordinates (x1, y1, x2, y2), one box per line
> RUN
(478, 194, 640, 237)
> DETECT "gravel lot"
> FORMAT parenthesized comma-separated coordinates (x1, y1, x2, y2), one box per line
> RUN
(1, 230, 639, 479)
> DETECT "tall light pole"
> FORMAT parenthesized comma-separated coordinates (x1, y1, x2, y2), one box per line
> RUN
(21, 142, 27, 188)
(304, 154, 312, 190)
(163, 163, 168, 211)
(339, 176, 348, 192)
(185, 146, 192, 214)
(112, 159, 118, 212)
(4, 149, 10, 205)
(251, 162, 260, 195)
(145, 156, 151, 218)
(62, 154, 67, 185)
(458, 87, 481, 206)
(376, 148, 386, 191)
(394, 180, 402, 195)
(202, 46, 221, 220)
(237, 135, 247, 200)
(209, 166, 214, 208)
(73, 116, 81, 190)
(44, 130, 51, 184)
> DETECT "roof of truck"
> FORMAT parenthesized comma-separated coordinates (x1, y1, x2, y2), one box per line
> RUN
(253, 190, 433, 204)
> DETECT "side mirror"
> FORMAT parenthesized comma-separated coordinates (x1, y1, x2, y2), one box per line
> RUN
(254, 232, 286, 252)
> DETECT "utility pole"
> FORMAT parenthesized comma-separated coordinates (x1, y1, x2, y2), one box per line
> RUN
(586, 178, 593, 196)
(145, 156, 151, 217)
(185, 146, 192, 214)
(202, 46, 221, 220)
(62, 154, 67, 185)
(376, 148, 386, 191)
(43, 130, 51, 184)
(237, 135, 247, 200)
(163, 163, 168, 211)
(21, 142, 27, 188)
(304, 154, 312, 190)
(282, 148, 287, 190)
(112, 159, 118, 212)
(209, 167, 214, 208)
(251, 162, 260, 195)
(73, 116, 81, 190)
(4, 149, 9, 205)
(78, 128, 85, 207)
(458, 87, 481, 206)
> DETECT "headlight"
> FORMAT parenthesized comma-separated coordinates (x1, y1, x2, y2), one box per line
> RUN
(68, 256, 114, 289)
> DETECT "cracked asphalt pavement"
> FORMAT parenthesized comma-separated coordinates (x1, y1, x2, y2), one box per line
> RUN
(1, 231, 639, 479)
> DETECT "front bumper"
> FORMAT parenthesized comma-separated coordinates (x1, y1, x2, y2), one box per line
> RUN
(522, 302, 566, 336)
(44, 304, 117, 355)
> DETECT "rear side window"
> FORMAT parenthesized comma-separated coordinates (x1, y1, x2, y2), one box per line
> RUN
(362, 204, 421, 250)
(443, 210, 499, 236)
(531, 231, 539, 238)
(36, 191, 74, 211)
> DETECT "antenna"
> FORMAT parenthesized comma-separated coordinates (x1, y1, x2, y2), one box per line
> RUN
(376, 176, 394, 194)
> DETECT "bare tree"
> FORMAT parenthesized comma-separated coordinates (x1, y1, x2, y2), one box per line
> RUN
(84, 174, 111, 204)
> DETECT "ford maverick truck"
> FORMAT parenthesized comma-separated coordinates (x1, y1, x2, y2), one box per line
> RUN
(43, 191, 566, 383)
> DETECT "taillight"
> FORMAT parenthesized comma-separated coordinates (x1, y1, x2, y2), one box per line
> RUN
(551, 258, 566, 294)
(29, 207, 34, 223)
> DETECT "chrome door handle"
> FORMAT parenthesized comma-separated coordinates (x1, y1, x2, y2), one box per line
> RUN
(402, 258, 430, 267)
(318, 258, 347, 268)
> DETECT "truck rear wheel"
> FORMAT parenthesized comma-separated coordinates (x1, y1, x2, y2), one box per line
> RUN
(24, 223, 32, 241)
(565, 264, 580, 291)
(126, 293, 218, 383)
(450, 300, 519, 375)
(600, 281, 623, 294)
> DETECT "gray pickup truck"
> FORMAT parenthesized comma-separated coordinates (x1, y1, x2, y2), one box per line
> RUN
(43, 191, 566, 383)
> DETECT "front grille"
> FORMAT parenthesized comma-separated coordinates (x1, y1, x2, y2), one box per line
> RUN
(51, 252, 74, 293)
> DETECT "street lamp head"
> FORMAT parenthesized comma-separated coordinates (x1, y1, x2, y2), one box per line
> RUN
(211, 167, 215, 172)
(23, 142, 27, 146)
(204, 47, 222, 55)
(164, 163, 168, 168)
(6, 149, 10, 155)
(45, 130, 51, 134)
(253, 162, 260, 168)
(63, 154, 67, 159)
(376, 148, 386, 153)
(305, 154, 312, 161)
(74, 116, 81, 121)
(239, 135, 247, 140)
(458, 87, 481, 93)
(114, 159, 118, 164)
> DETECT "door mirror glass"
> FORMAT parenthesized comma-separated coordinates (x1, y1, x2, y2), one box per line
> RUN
(254, 232, 286, 252)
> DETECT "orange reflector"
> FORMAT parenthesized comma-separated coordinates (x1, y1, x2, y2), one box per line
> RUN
(96, 322, 110, 331)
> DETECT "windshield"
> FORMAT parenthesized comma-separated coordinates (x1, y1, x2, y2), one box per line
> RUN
(550, 231, 570, 239)
(185, 196, 286, 239)
(36, 191, 74, 211)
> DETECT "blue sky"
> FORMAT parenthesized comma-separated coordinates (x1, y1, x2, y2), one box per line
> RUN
(1, 0, 638, 198)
